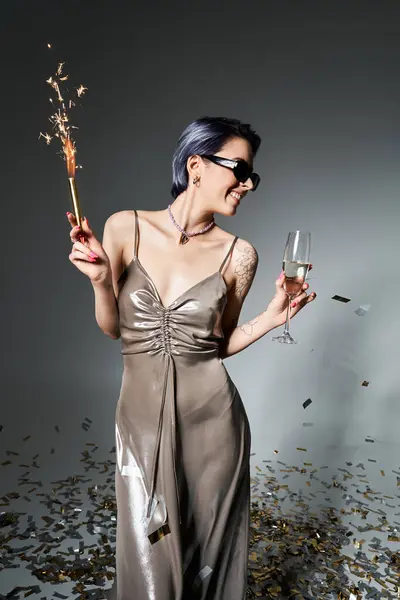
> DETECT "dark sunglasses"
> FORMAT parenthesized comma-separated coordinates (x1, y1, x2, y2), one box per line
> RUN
(201, 154, 260, 191)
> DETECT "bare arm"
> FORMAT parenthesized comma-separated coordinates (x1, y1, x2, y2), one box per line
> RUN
(91, 212, 125, 339)
(92, 278, 120, 339)
(221, 307, 279, 359)
(219, 240, 278, 359)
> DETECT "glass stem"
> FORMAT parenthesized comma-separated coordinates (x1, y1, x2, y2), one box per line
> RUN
(283, 294, 292, 335)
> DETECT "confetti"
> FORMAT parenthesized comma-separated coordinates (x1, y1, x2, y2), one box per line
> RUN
(355, 304, 371, 317)
(248, 454, 400, 599)
(1, 424, 399, 599)
(332, 295, 351, 303)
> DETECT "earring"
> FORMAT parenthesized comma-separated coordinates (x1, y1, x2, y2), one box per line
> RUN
(193, 176, 200, 185)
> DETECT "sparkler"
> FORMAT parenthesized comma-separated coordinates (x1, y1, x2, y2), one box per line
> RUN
(39, 59, 88, 229)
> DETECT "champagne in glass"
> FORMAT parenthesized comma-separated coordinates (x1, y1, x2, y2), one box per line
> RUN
(272, 231, 311, 344)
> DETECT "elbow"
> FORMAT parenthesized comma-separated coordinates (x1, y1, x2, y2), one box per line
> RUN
(104, 330, 120, 340)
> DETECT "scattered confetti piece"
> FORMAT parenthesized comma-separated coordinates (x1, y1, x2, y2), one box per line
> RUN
(332, 294, 351, 303)
(355, 304, 371, 316)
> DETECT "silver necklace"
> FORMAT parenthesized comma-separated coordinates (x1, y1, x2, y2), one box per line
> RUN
(167, 204, 215, 245)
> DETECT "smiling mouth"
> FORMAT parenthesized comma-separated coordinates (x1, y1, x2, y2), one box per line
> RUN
(229, 192, 241, 201)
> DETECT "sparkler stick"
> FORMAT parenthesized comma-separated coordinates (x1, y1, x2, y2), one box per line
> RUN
(65, 138, 83, 229)
(39, 59, 88, 230)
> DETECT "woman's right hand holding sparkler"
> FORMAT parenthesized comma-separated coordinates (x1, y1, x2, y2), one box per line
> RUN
(67, 212, 111, 284)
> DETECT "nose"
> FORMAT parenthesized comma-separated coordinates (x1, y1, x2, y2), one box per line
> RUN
(241, 177, 254, 191)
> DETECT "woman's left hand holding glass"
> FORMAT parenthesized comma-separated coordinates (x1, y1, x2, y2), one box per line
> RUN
(266, 264, 317, 329)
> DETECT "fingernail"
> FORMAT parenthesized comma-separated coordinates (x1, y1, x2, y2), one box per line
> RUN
(279, 271, 285, 279)
(66, 212, 71, 217)
(75, 225, 80, 230)
(291, 301, 296, 308)
(89, 251, 98, 258)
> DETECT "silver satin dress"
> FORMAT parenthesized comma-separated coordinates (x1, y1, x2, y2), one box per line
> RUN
(108, 210, 251, 600)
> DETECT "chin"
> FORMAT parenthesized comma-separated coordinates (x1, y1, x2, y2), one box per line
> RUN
(226, 197, 240, 212)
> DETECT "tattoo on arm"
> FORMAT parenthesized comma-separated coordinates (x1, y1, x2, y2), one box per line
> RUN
(233, 243, 258, 297)
(223, 241, 259, 339)
(239, 310, 267, 336)
(233, 242, 260, 334)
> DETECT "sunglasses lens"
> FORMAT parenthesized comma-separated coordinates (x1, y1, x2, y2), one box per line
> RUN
(234, 161, 260, 190)
(234, 161, 251, 182)
(251, 173, 260, 190)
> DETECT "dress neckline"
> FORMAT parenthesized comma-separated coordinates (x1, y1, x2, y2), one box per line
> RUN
(130, 257, 227, 310)
(118, 256, 228, 310)
(121, 210, 237, 310)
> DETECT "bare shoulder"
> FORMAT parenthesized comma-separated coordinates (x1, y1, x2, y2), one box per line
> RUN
(104, 209, 135, 234)
(104, 209, 136, 249)
(102, 210, 137, 293)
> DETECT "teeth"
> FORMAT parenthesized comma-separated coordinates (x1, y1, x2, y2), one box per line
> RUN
(230, 192, 241, 200)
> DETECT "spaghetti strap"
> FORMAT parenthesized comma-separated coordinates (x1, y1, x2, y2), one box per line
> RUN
(133, 209, 139, 259)
(219, 235, 239, 274)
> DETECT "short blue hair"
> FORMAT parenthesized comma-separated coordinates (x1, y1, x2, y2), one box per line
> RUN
(171, 116, 261, 199)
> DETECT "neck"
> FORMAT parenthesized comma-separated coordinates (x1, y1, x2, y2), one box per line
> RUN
(168, 191, 215, 233)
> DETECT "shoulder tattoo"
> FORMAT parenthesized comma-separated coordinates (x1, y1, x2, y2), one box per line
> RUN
(233, 240, 258, 297)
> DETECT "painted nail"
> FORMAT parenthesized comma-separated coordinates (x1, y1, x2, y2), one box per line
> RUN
(291, 301, 297, 308)
(89, 251, 98, 258)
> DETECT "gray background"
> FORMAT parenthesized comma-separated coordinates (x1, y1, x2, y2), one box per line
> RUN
(1, 1, 399, 596)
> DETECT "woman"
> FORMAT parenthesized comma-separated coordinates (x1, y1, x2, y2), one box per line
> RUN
(67, 116, 316, 600)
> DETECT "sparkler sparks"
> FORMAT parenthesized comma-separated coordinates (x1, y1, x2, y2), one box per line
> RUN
(38, 132, 52, 145)
(77, 84, 88, 97)
(40, 61, 88, 177)
(40, 58, 88, 229)
(56, 62, 65, 76)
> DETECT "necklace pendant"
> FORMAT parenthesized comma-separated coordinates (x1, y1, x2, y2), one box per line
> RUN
(180, 232, 190, 245)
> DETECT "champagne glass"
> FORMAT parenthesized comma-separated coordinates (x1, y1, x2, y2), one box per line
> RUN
(272, 231, 311, 345)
